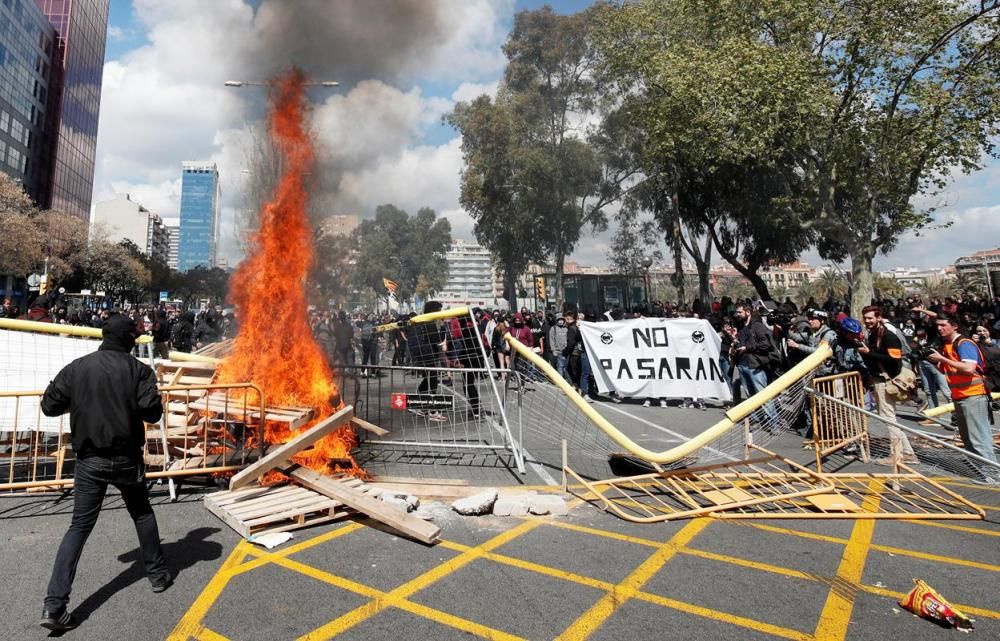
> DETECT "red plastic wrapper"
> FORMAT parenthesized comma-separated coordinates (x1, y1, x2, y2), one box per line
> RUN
(899, 579, 974, 631)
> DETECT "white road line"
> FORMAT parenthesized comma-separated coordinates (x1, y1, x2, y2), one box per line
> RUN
(597, 402, 736, 461)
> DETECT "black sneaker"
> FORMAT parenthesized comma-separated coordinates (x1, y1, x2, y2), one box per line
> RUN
(151, 572, 174, 593)
(40, 608, 78, 632)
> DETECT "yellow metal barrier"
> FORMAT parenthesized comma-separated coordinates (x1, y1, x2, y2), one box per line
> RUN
(374, 306, 471, 333)
(0, 317, 220, 364)
(923, 392, 1000, 418)
(810, 371, 870, 469)
(503, 335, 831, 465)
(0, 383, 265, 493)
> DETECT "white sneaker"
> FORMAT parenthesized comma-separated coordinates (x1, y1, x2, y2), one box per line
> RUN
(642, 400, 651, 408)
(659, 399, 667, 408)
(583, 394, 593, 403)
(612, 395, 623, 404)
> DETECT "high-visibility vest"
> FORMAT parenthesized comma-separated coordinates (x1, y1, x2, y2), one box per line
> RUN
(941, 338, 987, 400)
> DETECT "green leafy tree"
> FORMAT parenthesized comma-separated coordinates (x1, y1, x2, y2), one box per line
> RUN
(500, 6, 615, 309)
(352, 205, 451, 305)
(447, 96, 546, 310)
(873, 275, 906, 300)
(606, 212, 662, 281)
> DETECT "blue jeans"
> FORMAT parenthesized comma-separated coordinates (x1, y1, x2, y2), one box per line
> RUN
(555, 354, 567, 380)
(954, 395, 998, 468)
(918, 359, 951, 408)
(738, 364, 776, 422)
(581, 352, 592, 397)
(45, 455, 168, 611)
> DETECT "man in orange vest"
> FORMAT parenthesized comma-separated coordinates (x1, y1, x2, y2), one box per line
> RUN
(928, 315, 998, 472)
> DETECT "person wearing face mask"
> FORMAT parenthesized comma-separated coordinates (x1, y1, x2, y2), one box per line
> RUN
(550, 314, 569, 378)
(38, 314, 171, 632)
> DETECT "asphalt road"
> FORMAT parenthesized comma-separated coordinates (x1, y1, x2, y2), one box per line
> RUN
(2, 395, 998, 641)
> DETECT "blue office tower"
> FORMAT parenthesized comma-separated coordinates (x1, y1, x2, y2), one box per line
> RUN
(177, 161, 220, 271)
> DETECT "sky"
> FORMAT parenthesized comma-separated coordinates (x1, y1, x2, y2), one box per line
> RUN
(95, 0, 999, 273)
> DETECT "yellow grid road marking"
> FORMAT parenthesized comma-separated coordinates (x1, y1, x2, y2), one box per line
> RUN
(633, 590, 814, 641)
(678, 547, 818, 582)
(194, 628, 232, 641)
(905, 519, 1000, 538)
(264, 554, 525, 640)
(814, 480, 882, 641)
(859, 583, 1000, 620)
(872, 543, 1000, 572)
(170, 487, 1000, 641)
(746, 522, 1000, 571)
(547, 520, 662, 548)
(231, 522, 365, 577)
(297, 520, 543, 641)
(555, 519, 710, 641)
(167, 540, 253, 641)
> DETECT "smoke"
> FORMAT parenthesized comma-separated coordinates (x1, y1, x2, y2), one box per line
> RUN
(233, 1, 469, 235)
(250, 0, 451, 84)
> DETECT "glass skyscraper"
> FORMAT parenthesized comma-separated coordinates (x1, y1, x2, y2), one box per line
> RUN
(36, 0, 110, 221)
(178, 162, 221, 272)
(0, 0, 59, 206)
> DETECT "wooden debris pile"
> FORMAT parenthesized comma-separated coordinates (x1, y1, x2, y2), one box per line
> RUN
(205, 405, 441, 545)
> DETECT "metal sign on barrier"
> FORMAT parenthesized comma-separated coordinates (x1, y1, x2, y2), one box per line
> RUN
(390, 393, 455, 411)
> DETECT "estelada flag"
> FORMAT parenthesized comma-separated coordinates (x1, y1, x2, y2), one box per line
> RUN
(383, 278, 398, 295)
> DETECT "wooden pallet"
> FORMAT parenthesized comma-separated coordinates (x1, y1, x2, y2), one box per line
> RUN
(188, 393, 314, 430)
(204, 484, 347, 538)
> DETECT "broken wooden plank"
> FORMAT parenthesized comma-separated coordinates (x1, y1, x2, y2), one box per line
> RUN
(282, 465, 441, 544)
(228, 406, 354, 490)
(350, 416, 390, 437)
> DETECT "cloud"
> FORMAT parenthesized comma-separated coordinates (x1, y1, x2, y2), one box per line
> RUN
(107, 25, 126, 41)
(94, 0, 517, 266)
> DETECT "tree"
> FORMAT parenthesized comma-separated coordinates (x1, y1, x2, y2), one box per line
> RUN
(0, 172, 35, 215)
(801, 1, 1000, 318)
(606, 211, 661, 280)
(83, 239, 150, 303)
(351, 205, 451, 305)
(0, 211, 45, 278)
(714, 276, 755, 303)
(593, 2, 819, 302)
(596, 1, 1000, 317)
(815, 268, 850, 301)
(311, 230, 354, 307)
(794, 280, 823, 309)
(951, 271, 987, 299)
(873, 275, 906, 300)
(501, 6, 615, 310)
(447, 95, 547, 311)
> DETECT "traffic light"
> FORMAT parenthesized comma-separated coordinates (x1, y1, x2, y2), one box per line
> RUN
(536, 277, 546, 301)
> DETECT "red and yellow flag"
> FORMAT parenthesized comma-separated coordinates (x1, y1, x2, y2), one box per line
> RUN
(383, 278, 398, 296)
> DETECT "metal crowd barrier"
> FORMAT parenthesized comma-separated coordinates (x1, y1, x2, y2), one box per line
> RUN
(0, 383, 265, 496)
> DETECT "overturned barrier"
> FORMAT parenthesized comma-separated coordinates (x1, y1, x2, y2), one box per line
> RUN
(504, 335, 995, 522)
(349, 306, 525, 474)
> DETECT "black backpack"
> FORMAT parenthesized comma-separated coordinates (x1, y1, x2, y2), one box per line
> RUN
(975, 341, 1000, 394)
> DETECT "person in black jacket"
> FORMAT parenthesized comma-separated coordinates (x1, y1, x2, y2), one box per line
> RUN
(38, 314, 171, 632)
(860, 305, 915, 464)
(171, 311, 195, 353)
(733, 304, 778, 421)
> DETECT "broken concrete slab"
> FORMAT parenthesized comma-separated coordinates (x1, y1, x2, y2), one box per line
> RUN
(493, 495, 530, 517)
(528, 494, 569, 516)
(451, 489, 498, 516)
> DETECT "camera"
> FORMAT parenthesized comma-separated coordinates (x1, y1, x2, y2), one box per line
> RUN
(913, 345, 936, 361)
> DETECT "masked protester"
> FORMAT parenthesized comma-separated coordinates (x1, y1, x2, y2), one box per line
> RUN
(38, 314, 171, 632)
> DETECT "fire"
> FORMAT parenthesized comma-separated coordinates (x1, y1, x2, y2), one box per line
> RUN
(218, 68, 360, 478)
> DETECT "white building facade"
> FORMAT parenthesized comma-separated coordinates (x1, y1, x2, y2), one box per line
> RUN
(92, 193, 170, 264)
(438, 239, 496, 308)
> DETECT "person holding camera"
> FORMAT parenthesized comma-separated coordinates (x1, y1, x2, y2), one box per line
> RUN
(859, 305, 916, 465)
(927, 316, 998, 474)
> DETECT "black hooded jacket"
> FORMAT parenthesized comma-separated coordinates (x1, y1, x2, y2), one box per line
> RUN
(41, 315, 163, 457)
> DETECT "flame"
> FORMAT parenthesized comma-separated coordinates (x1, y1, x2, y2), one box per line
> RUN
(217, 68, 360, 478)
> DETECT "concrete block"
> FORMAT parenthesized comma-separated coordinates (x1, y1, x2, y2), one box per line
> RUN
(528, 494, 569, 516)
(451, 489, 498, 516)
(381, 496, 411, 513)
(492, 495, 530, 517)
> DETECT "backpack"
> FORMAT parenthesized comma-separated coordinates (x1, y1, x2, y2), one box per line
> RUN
(969, 339, 1000, 394)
